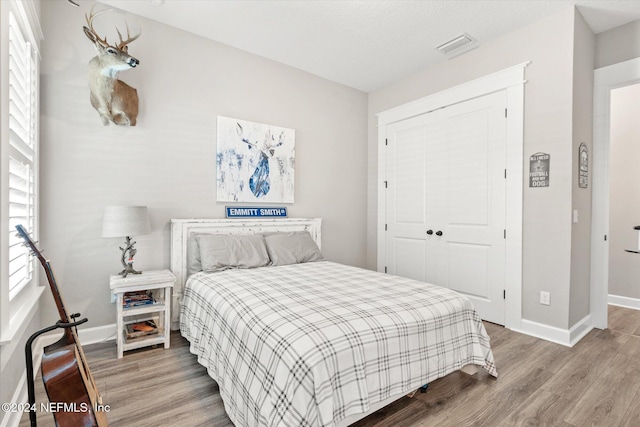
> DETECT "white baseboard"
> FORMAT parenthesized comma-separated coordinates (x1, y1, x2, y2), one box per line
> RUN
(514, 314, 592, 348)
(1, 324, 116, 427)
(608, 294, 640, 310)
(569, 315, 593, 346)
(35, 323, 117, 349)
(79, 323, 117, 345)
(512, 298, 639, 350)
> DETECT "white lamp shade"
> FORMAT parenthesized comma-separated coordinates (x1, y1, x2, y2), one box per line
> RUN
(102, 206, 151, 238)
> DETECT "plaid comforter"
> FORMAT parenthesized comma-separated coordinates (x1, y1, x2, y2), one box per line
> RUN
(180, 261, 497, 427)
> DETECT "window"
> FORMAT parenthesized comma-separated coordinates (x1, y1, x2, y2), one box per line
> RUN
(8, 9, 37, 298)
(1, 0, 42, 344)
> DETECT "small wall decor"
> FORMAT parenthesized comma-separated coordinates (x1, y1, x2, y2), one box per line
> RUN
(225, 207, 288, 218)
(83, 7, 140, 126)
(529, 152, 550, 187)
(217, 116, 295, 203)
(579, 143, 588, 188)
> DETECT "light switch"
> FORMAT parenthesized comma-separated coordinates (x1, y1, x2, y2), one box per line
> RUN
(573, 210, 579, 223)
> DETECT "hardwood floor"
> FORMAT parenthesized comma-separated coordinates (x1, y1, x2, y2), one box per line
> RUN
(20, 306, 640, 427)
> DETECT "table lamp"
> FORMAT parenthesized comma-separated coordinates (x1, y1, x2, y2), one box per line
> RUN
(102, 205, 150, 277)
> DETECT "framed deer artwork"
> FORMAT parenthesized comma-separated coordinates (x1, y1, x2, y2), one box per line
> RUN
(216, 116, 295, 203)
(83, 8, 140, 126)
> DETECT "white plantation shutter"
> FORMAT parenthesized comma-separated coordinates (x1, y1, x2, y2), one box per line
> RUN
(8, 158, 34, 296)
(7, 10, 37, 298)
(8, 12, 36, 160)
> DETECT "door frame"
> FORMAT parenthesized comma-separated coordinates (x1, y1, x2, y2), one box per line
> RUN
(591, 58, 640, 329)
(376, 62, 529, 330)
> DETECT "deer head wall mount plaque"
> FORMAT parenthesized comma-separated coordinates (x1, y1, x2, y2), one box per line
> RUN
(83, 8, 140, 126)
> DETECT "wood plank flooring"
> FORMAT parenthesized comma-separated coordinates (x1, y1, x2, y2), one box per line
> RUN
(20, 305, 640, 427)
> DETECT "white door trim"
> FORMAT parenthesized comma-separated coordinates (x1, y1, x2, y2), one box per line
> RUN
(377, 62, 529, 330)
(591, 57, 640, 329)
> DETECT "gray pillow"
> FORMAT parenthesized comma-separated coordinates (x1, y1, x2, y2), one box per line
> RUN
(187, 233, 203, 276)
(263, 231, 324, 266)
(197, 234, 270, 272)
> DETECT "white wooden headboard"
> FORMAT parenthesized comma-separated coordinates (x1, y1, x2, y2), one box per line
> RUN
(169, 218, 322, 328)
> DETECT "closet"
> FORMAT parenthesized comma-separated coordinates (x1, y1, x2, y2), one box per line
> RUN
(382, 90, 508, 325)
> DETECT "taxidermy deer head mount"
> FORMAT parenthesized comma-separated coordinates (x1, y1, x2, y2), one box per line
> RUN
(83, 8, 140, 126)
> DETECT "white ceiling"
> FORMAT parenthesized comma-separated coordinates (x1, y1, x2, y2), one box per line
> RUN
(97, 0, 640, 92)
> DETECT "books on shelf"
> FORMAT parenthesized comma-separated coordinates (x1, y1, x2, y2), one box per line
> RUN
(123, 290, 156, 308)
(126, 320, 159, 339)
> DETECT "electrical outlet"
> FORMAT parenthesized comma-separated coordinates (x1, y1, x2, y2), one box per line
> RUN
(540, 291, 550, 305)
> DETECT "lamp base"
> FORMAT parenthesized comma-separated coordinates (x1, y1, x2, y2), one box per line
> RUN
(118, 236, 142, 278)
(119, 263, 142, 278)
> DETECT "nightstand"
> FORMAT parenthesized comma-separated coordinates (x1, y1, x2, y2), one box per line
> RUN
(109, 269, 175, 359)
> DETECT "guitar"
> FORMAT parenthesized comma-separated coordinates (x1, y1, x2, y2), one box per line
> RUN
(15, 225, 108, 427)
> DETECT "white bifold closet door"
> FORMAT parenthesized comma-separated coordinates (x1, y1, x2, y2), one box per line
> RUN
(384, 90, 507, 325)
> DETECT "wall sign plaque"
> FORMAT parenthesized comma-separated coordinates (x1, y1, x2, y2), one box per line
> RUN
(529, 152, 550, 187)
(579, 143, 588, 188)
(225, 206, 288, 218)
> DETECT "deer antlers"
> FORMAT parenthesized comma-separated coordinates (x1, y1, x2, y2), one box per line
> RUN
(85, 7, 140, 51)
(115, 23, 139, 52)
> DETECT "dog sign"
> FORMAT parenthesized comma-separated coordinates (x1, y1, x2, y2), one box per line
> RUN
(529, 152, 550, 187)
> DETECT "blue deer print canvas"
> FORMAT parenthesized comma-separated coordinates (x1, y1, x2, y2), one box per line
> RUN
(217, 116, 295, 203)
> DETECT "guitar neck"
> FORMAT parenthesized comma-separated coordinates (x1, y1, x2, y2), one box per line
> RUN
(43, 260, 72, 324)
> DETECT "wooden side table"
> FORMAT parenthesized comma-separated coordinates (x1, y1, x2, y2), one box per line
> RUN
(109, 269, 175, 359)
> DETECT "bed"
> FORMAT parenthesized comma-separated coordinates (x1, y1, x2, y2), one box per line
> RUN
(171, 218, 497, 427)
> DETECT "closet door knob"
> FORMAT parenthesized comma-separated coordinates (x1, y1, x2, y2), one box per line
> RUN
(436, 230, 443, 236)
(426, 230, 433, 235)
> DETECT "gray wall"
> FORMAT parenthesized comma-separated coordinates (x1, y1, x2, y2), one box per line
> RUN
(609, 83, 640, 299)
(569, 9, 594, 326)
(39, 0, 367, 330)
(368, 6, 590, 330)
(595, 19, 640, 69)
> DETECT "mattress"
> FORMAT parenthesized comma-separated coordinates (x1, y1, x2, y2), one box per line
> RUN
(180, 261, 497, 427)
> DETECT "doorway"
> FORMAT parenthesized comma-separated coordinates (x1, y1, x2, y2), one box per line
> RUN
(608, 83, 640, 306)
(591, 58, 640, 329)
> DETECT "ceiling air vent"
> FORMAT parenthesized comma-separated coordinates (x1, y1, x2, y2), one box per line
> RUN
(436, 33, 478, 58)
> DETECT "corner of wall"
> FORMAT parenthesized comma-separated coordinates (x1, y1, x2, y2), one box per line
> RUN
(568, 6, 595, 328)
